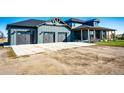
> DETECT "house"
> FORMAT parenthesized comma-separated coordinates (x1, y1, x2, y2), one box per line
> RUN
(6, 18, 116, 45)
(116, 34, 124, 39)
(0, 31, 4, 38)
(66, 18, 116, 42)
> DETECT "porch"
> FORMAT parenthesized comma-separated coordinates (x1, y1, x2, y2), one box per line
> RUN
(72, 26, 116, 43)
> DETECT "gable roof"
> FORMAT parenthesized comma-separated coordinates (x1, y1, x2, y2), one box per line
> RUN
(73, 25, 116, 31)
(65, 18, 85, 23)
(6, 19, 46, 29)
(85, 18, 100, 23)
(6, 18, 116, 31)
(49, 17, 72, 29)
(65, 18, 100, 24)
(50, 17, 66, 24)
(6, 18, 71, 29)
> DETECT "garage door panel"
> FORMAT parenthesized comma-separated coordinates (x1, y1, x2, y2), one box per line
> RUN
(16, 31, 31, 45)
(58, 32, 67, 42)
(25, 34, 31, 44)
(43, 32, 55, 43)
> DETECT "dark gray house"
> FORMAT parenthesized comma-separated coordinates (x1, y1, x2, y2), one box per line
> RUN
(6, 18, 116, 45)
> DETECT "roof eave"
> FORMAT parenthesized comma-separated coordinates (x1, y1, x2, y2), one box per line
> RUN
(72, 27, 116, 31)
(6, 24, 37, 30)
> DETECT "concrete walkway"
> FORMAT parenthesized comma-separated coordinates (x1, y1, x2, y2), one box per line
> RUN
(11, 42, 95, 57)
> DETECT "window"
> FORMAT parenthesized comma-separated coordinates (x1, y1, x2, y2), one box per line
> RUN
(90, 31, 94, 35)
(73, 23, 75, 27)
(94, 22, 98, 26)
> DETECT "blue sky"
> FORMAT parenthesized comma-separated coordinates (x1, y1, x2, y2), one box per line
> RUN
(0, 17, 124, 37)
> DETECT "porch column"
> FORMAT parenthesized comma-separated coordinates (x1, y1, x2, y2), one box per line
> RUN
(88, 29, 90, 43)
(93, 29, 96, 40)
(105, 31, 108, 39)
(106, 31, 108, 39)
(111, 31, 112, 40)
(114, 30, 116, 39)
(107, 31, 110, 40)
(81, 29, 83, 41)
(109, 31, 110, 40)
(101, 30, 103, 39)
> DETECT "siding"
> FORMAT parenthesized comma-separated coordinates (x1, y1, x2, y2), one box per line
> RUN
(10, 29, 16, 45)
(71, 23, 82, 28)
(37, 25, 71, 43)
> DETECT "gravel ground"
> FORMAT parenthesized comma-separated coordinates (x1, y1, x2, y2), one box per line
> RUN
(0, 46, 124, 75)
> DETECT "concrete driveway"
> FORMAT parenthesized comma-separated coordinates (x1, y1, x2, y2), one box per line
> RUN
(11, 42, 95, 57)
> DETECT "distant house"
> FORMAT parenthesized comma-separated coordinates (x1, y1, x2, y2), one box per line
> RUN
(116, 34, 124, 39)
(0, 31, 4, 38)
(6, 18, 116, 45)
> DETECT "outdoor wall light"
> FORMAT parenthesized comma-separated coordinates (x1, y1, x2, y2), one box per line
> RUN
(39, 32, 43, 35)
(11, 31, 15, 35)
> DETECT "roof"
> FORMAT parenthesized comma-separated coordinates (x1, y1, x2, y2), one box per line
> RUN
(65, 18, 85, 23)
(7, 19, 46, 29)
(6, 18, 116, 31)
(85, 18, 100, 23)
(6, 18, 71, 29)
(65, 18, 100, 24)
(72, 25, 116, 31)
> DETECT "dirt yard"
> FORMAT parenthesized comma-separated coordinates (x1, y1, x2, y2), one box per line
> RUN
(0, 46, 124, 75)
(0, 38, 7, 43)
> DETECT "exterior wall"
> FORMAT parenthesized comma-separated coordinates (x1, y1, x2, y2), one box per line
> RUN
(37, 25, 71, 43)
(10, 29, 16, 45)
(66, 22, 82, 29)
(85, 21, 99, 27)
(8, 29, 11, 44)
(71, 23, 82, 28)
(85, 22, 94, 26)
(93, 22, 98, 27)
(8, 28, 37, 45)
(71, 31, 75, 41)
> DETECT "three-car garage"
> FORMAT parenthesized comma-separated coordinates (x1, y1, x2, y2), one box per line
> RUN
(7, 19, 71, 45)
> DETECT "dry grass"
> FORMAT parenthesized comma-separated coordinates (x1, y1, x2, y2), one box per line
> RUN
(0, 45, 124, 75)
(0, 46, 3, 49)
(0, 38, 7, 43)
(6, 48, 16, 58)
